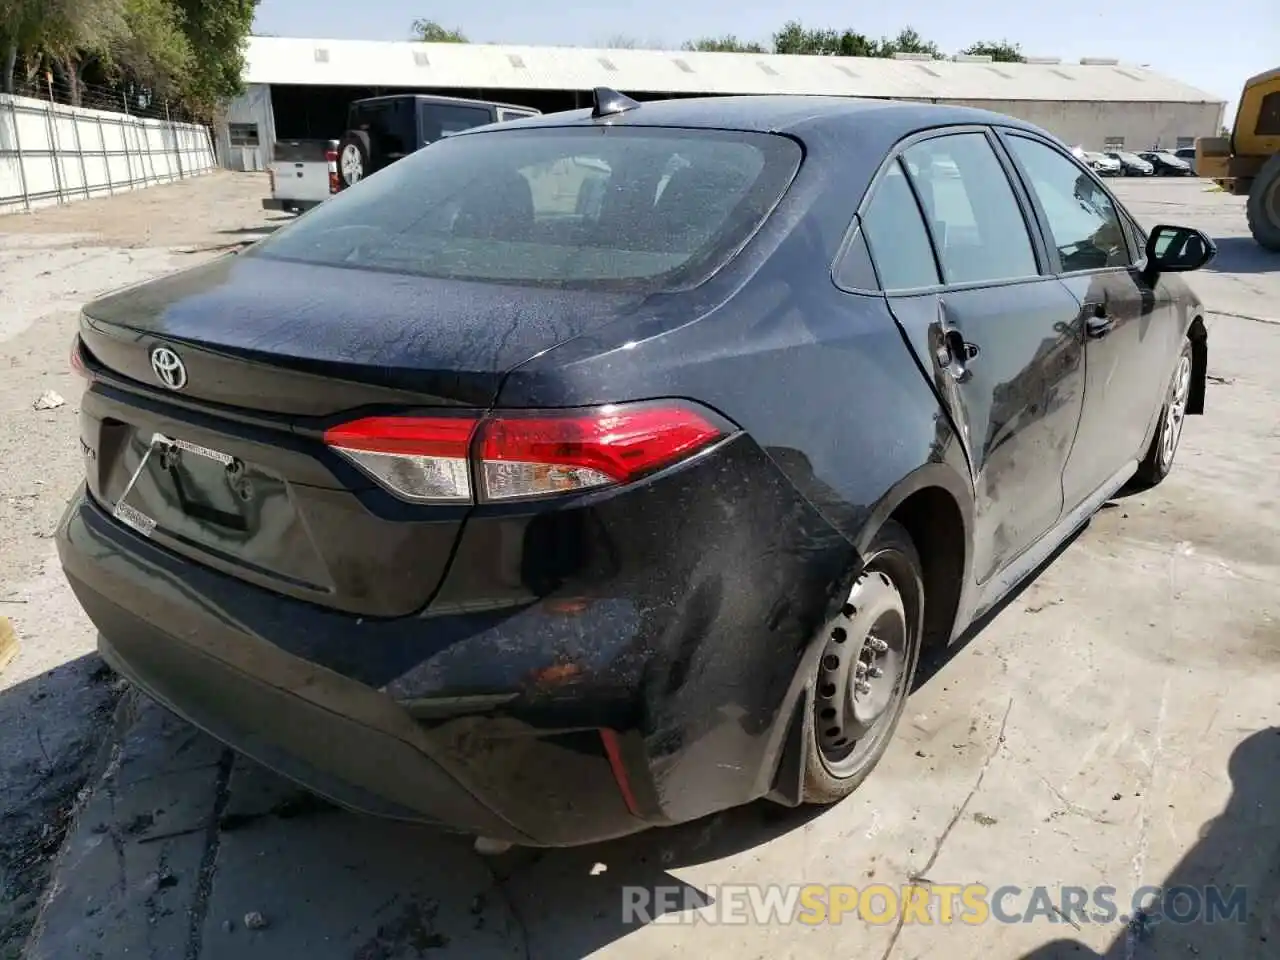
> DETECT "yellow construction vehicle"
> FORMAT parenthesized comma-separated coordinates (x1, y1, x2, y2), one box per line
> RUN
(1196, 66, 1280, 251)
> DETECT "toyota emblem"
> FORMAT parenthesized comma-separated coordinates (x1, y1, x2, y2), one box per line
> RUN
(149, 345, 187, 391)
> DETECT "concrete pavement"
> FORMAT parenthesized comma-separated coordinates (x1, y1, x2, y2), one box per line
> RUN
(6, 176, 1279, 960)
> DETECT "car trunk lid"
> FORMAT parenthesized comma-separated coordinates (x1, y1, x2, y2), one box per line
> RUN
(76, 254, 647, 616)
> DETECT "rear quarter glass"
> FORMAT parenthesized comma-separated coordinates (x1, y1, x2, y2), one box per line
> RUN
(248, 126, 802, 293)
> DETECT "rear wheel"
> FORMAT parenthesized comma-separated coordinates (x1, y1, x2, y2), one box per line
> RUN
(1246, 154, 1280, 252)
(1133, 337, 1193, 489)
(801, 520, 923, 804)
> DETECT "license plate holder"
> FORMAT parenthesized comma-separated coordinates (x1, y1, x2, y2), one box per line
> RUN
(112, 432, 247, 538)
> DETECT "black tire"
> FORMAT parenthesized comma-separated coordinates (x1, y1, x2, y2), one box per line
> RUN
(1133, 336, 1194, 489)
(801, 520, 923, 805)
(336, 132, 371, 190)
(1246, 154, 1280, 252)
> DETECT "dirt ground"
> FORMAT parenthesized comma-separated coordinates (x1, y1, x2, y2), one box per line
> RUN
(0, 172, 285, 958)
(1, 172, 1278, 960)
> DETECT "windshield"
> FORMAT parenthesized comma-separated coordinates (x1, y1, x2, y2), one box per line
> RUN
(250, 126, 802, 291)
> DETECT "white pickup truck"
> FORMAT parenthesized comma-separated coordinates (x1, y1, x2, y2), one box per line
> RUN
(263, 138, 337, 215)
(262, 94, 540, 216)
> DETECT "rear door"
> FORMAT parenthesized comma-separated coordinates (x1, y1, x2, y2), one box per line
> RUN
(856, 128, 1087, 584)
(999, 131, 1179, 509)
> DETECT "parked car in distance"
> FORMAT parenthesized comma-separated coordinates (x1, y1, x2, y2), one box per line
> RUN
(1106, 151, 1155, 176)
(1139, 150, 1195, 176)
(1173, 146, 1198, 173)
(60, 91, 1216, 849)
(263, 95, 541, 214)
(336, 94, 540, 190)
(1082, 151, 1122, 176)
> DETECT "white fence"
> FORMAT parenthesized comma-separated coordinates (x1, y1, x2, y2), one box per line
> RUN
(0, 93, 217, 215)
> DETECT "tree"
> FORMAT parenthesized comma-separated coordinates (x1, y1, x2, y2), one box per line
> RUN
(682, 35, 766, 54)
(770, 20, 939, 58)
(172, 0, 258, 118)
(960, 39, 1025, 63)
(879, 27, 943, 59)
(411, 18, 467, 43)
(111, 0, 192, 97)
(1, 0, 126, 103)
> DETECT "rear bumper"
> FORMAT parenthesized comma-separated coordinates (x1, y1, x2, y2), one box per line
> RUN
(262, 197, 322, 213)
(56, 433, 854, 844)
(60, 490, 644, 846)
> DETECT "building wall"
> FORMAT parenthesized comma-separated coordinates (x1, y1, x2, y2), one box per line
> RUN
(950, 99, 1225, 151)
(217, 84, 275, 171)
(221, 83, 1226, 171)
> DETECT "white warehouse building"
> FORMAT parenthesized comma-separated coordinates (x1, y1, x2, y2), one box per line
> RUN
(221, 35, 1226, 171)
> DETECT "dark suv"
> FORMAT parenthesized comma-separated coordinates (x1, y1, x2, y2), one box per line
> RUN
(337, 94, 540, 189)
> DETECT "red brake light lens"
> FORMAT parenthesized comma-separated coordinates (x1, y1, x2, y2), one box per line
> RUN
(476, 405, 724, 501)
(70, 333, 89, 378)
(322, 402, 729, 504)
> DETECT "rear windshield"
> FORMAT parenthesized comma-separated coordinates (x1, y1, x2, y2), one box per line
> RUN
(249, 126, 802, 291)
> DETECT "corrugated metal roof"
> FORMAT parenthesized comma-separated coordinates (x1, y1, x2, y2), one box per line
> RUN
(244, 36, 1224, 104)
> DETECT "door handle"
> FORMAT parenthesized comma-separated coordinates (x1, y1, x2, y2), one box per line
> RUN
(1085, 302, 1115, 339)
(936, 327, 980, 380)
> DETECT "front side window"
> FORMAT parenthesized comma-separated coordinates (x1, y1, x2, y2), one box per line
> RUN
(1005, 135, 1131, 272)
(901, 133, 1039, 285)
(250, 126, 801, 291)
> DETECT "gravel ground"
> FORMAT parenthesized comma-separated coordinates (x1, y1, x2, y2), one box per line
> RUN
(0, 171, 281, 957)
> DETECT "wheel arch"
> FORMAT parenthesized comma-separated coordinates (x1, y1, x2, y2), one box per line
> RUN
(856, 462, 975, 653)
(764, 463, 974, 808)
(1186, 314, 1208, 415)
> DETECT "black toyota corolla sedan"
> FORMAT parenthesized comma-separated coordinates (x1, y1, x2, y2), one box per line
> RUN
(58, 91, 1215, 848)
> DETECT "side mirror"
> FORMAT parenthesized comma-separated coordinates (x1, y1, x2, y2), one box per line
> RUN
(1144, 224, 1216, 280)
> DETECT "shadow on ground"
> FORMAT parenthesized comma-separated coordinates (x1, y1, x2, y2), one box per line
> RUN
(216, 223, 286, 237)
(1017, 726, 1280, 959)
(1204, 236, 1279, 276)
(0, 653, 121, 959)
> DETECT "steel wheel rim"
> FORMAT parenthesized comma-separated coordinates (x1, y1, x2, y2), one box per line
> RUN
(341, 145, 363, 184)
(814, 568, 909, 778)
(1161, 353, 1192, 468)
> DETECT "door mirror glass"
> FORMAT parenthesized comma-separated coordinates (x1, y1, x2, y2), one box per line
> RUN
(1146, 225, 1216, 272)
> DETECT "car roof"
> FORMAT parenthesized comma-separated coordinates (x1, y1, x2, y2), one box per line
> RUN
(351, 93, 539, 113)
(471, 95, 1057, 149)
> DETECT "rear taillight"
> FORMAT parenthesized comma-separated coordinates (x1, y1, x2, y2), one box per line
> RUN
(70, 333, 89, 378)
(323, 402, 729, 504)
(326, 143, 339, 194)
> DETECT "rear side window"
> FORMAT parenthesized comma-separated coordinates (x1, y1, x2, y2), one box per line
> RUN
(251, 127, 801, 291)
(350, 101, 414, 156)
(421, 104, 494, 143)
(1005, 135, 1131, 271)
(901, 133, 1039, 285)
(859, 160, 940, 290)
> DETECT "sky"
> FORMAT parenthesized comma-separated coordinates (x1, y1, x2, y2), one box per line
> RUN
(252, 0, 1277, 120)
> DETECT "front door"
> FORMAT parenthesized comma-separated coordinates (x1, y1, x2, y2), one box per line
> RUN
(860, 130, 1087, 584)
(999, 133, 1180, 509)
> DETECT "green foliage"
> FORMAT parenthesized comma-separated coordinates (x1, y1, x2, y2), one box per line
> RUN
(681, 35, 767, 54)
(411, 18, 467, 43)
(960, 39, 1026, 63)
(772, 21, 880, 57)
(0, 0, 257, 117)
(174, 0, 258, 117)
